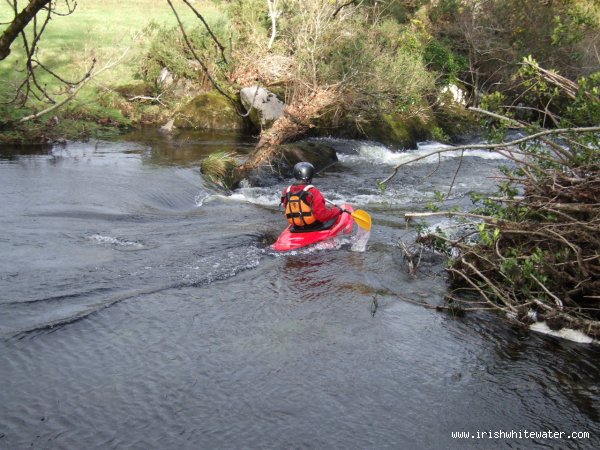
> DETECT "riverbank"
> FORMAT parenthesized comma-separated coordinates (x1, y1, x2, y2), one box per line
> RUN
(0, 0, 217, 144)
(3, 1, 598, 148)
(1, 0, 485, 147)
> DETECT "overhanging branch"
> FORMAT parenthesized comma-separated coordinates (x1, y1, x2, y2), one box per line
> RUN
(0, 0, 52, 60)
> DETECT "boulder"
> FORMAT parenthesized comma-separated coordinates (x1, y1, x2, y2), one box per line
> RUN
(240, 86, 285, 130)
(312, 109, 434, 149)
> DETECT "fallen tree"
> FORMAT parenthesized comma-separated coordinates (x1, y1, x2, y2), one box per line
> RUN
(235, 86, 339, 180)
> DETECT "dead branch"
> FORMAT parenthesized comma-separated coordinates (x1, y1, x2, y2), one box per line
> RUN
(181, 0, 228, 64)
(405, 211, 507, 223)
(399, 241, 423, 276)
(236, 86, 339, 177)
(267, 0, 280, 50)
(408, 95, 600, 337)
(2, 0, 81, 106)
(332, 0, 359, 19)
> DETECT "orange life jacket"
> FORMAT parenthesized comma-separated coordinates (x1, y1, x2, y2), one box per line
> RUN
(284, 185, 317, 227)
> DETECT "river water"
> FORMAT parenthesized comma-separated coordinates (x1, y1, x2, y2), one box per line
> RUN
(1, 130, 598, 449)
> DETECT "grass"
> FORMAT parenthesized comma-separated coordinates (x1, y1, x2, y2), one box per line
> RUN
(200, 151, 239, 189)
(0, 0, 222, 101)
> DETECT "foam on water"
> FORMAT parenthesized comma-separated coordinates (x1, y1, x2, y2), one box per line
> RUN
(89, 234, 145, 249)
(530, 321, 596, 344)
(338, 141, 508, 166)
(229, 188, 281, 206)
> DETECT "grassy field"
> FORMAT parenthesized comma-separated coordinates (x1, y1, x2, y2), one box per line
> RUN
(0, 0, 222, 97)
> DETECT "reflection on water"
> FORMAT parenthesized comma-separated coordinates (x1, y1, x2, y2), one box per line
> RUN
(0, 143, 53, 160)
(0, 131, 598, 449)
(121, 127, 257, 166)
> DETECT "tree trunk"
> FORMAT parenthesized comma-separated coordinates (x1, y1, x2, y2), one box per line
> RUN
(0, 0, 52, 61)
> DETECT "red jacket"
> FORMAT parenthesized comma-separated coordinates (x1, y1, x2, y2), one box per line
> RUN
(281, 184, 341, 223)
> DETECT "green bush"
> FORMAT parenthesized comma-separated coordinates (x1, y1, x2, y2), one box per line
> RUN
(423, 38, 468, 84)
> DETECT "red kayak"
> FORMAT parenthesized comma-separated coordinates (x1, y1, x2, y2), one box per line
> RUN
(273, 204, 355, 252)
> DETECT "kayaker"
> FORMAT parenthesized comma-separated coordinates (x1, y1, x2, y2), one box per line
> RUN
(280, 162, 342, 232)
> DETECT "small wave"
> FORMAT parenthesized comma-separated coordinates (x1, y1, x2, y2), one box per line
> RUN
(6, 285, 173, 340)
(195, 193, 212, 207)
(3, 287, 115, 305)
(186, 246, 264, 286)
(229, 188, 281, 207)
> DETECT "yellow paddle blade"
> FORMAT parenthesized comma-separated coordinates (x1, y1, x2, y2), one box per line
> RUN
(351, 209, 372, 231)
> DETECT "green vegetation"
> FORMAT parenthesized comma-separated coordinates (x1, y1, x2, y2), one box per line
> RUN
(2, 0, 598, 144)
(200, 151, 239, 189)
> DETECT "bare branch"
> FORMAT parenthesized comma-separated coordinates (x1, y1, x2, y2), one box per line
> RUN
(166, 0, 239, 109)
(17, 35, 134, 123)
(381, 121, 600, 186)
(405, 210, 509, 223)
(267, 0, 279, 50)
(332, 0, 358, 19)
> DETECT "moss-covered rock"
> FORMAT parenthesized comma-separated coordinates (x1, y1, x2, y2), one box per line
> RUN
(312, 108, 436, 148)
(113, 82, 154, 98)
(174, 91, 248, 130)
(433, 102, 480, 143)
(361, 113, 432, 149)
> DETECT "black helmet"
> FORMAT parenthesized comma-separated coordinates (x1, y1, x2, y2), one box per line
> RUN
(293, 162, 315, 182)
